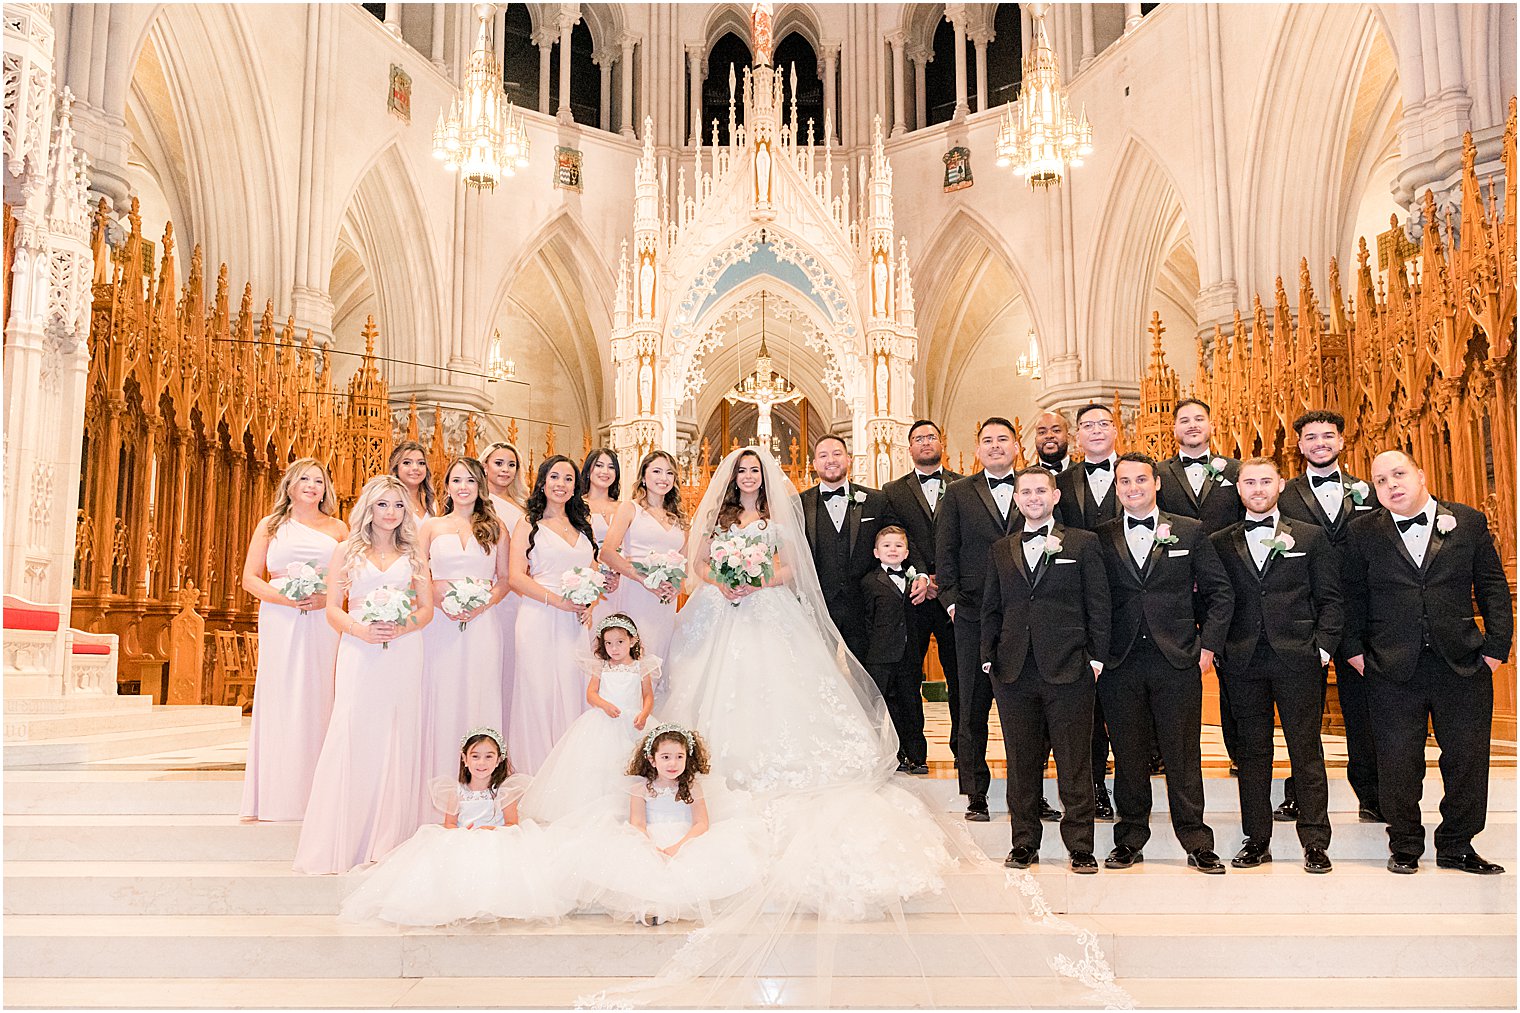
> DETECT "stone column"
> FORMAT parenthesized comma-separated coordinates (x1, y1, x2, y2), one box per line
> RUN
(821, 42, 840, 142)
(291, 3, 338, 346)
(594, 50, 613, 130)
(556, 9, 578, 124)
(887, 31, 907, 137)
(432, 4, 447, 68)
(971, 33, 990, 112)
(687, 43, 704, 145)
(909, 47, 929, 129)
(950, 17, 969, 120)
(619, 34, 637, 137)
(1124, 3, 1142, 33)
(1080, 3, 1095, 70)
(383, 2, 402, 39)
(534, 27, 555, 115)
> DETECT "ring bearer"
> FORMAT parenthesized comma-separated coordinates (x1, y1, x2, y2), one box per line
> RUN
(862, 525, 931, 774)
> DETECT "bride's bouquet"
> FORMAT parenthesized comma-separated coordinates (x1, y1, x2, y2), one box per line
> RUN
(356, 585, 418, 649)
(632, 550, 687, 602)
(708, 532, 774, 606)
(559, 566, 607, 607)
(440, 577, 493, 631)
(271, 560, 327, 615)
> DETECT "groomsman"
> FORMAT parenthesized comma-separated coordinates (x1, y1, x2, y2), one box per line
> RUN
(862, 526, 931, 773)
(981, 467, 1110, 873)
(1057, 403, 1122, 819)
(1276, 410, 1381, 823)
(937, 418, 1022, 821)
(1032, 412, 1073, 474)
(881, 420, 963, 760)
(1096, 453, 1234, 873)
(1344, 451, 1513, 875)
(1210, 458, 1342, 873)
(801, 436, 889, 663)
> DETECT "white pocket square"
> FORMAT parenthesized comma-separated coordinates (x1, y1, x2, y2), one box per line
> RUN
(1285, 551, 1307, 558)
(1217, 478, 1233, 487)
(1167, 549, 1190, 557)
(1354, 504, 1373, 511)
(1054, 558, 1077, 565)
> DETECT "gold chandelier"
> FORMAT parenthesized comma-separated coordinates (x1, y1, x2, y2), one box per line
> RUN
(994, 8, 1093, 188)
(432, 3, 529, 190)
(486, 328, 516, 380)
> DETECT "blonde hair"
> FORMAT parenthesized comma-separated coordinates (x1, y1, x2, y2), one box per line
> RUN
(341, 476, 424, 589)
(266, 458, 338, 536)
(481, 441, 530, 509)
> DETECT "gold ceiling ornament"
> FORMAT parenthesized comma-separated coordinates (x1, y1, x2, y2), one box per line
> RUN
(432, 3, 529, 190)
(994, 6, 1093, 189)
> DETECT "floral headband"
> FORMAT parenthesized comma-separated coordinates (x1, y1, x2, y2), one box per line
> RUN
(642, 722, 694, 760)
(595, 614, 639, 639)
(460, 725, 504, 752)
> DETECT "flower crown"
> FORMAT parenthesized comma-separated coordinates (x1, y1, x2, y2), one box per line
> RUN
(460, 725, 504, 752)
(595, 614, 640, 639)
(641, 722, 694, 760)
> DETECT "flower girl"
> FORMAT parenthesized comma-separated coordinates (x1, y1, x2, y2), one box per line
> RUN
(578, 725, 763, 926)
(339, 728, 577, 926)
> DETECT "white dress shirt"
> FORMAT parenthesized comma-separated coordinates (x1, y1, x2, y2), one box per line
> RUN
(1306, 463, 1344, 521)
(914, 467, 944, 511)
(985, 471, 1015, 519)
(883, 563, 907, 594)
(1180, 450, 1211, 496)
(1123, 507, 1160, 568)
(1085, 453, 1118, 505)
(819, 481, 849, 531)
(1244, 510, 1279, 570)
(1021, 521, 1052, 571)
(1392, 497, 1438, 567)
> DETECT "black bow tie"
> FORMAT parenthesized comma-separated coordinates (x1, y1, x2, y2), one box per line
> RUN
(1022, 528, 1050, 543)
(1085, 459, 1111, 474)
(917, 471, 943, 484)
(1181, 455, 1210, 468)
(1040, 459, 1063, 473)
(987, 474, 1015, 489)
(821, 487, 847, 500)
(1396, 513, 1429, 533)
(1310, 473, 1341, 488)
(1244, 518, 1276, 531)
(1127, 515, 1155, 530)
(884, 566, 906, 578)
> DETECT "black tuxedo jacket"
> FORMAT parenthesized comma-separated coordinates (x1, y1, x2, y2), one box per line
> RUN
(881, 468, 964, 573)
(1342, 501, 1514, 680)
(1210, 517, 1344, 675)
(1156, 453, 1244, 535)
(1278, 470, 1378, 547)
(979, 522, 1110, 684)
(1096, 511, 1234, 669)
(799, 483, 889, 599)
(935, 473, 1020, 616)
(861, 568, 916, 665)
(1056, 462, 1120, 530)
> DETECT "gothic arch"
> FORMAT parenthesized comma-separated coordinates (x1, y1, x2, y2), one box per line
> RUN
(577, 3, 626, 55)
(772, 4, 824, 53)
(703, 4, 754, 55)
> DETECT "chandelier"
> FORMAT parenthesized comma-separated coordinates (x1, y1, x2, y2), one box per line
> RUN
(1016, 328, 1043, 379)
(486, 328, 516, 381)
(725, 292, 803, 446)
(994, 8, 1093, 188)
(432, 3, 529, 190)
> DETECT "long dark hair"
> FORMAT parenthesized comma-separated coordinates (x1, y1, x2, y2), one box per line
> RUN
(526, 455, 597, 558)
(626, 728, 710, 804)
(716, 449, 770, 531)
(578, 447, 622, 500)
(388, 440, 436, 516)
(458, 731, 513, 790)
(633, 450, 687, 529)
(438, 457, 502, 552)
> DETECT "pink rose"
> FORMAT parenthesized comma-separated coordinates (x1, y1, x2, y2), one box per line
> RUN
(1155, 523, 1172, 541)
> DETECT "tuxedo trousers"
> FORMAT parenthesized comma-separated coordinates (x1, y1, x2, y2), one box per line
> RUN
(992, 651, 1095, 854)
(825, 593, 871, 665)
(1098, 636, 1214, 852)
(912, 598, 959, 759)
(952, 615, 999, 804)
(867, 659, 928, 765)
(1227, 643, 1331, 849)
(1368, 648, 1493, 857)
(1283, 652, 1380, 813)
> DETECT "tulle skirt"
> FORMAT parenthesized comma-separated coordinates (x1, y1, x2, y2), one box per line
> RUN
(518, 707, 647, 825)
(576, 813, 765, 924)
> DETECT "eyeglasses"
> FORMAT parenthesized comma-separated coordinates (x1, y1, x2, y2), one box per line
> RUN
(1077, 420, 1114, 432)
(909, 434, 940, 445)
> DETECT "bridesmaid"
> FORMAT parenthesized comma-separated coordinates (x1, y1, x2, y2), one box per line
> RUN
(419, 457, 510, 784)
(599, 450, 688, 663)
(483, 441, 528, 729)
(579, 446, 624, 617)
(294, 476, 434, 875)
(238, 459, 347, 823)
(389, 440, 435, 525)
(507, 455, 599, 773)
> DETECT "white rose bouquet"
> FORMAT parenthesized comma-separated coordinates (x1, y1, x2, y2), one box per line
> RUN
(271, 560, 327, 616)
(559, 566, 607, 607)
(356, 585, 418, 649)
(632, 550, 687, 603)
(440, 577, 493, 631)
(707, 531, 775, 607)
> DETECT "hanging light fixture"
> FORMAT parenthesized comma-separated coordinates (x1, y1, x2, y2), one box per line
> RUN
(726, 291, 803, 453)
(486, 328, 516, 381)
(994, 7, 1093, 188)
(432, 3, 529, 190)
(1016, 328, 1043, 379)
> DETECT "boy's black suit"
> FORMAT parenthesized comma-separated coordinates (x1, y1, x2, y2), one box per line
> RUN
(862, 566, 927, 767)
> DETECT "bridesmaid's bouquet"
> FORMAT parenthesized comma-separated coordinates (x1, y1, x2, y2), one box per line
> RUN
(559, 566, 607, 607)
(707, 532, 774, 606)
(356, 585, 418, 649)
(271, 561, 327, 616)
(632, 550, 687, 602)
(440, 577, 493, 631)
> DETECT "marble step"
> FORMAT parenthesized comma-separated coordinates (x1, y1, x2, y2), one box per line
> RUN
(5, 911, 1512, 980)
(4, 974, 1516, 1009)
(3, 718, 246, 768)
(6, 704, 243, 743)
(8, 810, 1513, 864)
(6, 857, 1512, 917)
(4, 694, 154, 716)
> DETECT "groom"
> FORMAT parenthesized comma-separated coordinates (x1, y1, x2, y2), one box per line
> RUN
(801, 435, 889, 662)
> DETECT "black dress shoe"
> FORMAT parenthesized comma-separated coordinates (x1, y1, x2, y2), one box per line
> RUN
(1039, 796, 1063, 822)
(1104, 845, 1144, 869)
(1227, 763, 1239, 777)
(1436, 852, 1505, 875)
(1093, 782, 1114, 822)
(1004, 845, 1039, 869)
(1302, 847, 1333, 874)
(1358, 806, 1385, 823)
(965, 796, 990, 822)
(1230, 842, 1272, 868)
(1273, 798, 1300, 822)
(1387, 852, 1420, 874)
(896, 760, 911, 773)
(1069, 851, 1099, 874)
(1149, 754, 1166, 776)
(1187, 848, 1227, 874)
(906, 761, 930, 775)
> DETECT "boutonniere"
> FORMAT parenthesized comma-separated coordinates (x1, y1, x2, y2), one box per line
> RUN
(1153, 522, 1179, 545)
(1042, 534, 1063, 559)
(852, 490, 866, 505)
(1349, 480, 1370, 505)
(1263, 531, 1295, 558)
(905, 566, 921, 582)
(1435, 513, 1457, 535)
